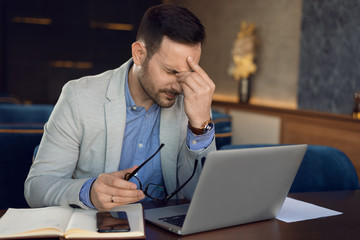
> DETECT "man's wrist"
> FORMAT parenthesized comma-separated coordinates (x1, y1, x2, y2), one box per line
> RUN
(188, 118, 213, 135)
(79, 177, 97, 209)
(187, 126, 215, 151)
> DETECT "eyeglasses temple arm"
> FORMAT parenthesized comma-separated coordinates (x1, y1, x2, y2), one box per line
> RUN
(125, 143, 165, 181)
(165, 157, 205, 202)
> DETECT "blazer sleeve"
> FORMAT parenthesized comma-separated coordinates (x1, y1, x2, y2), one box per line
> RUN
(24, 81, 90, 209)
(176, 105, 217, 200)
(177, 135, 216, 200)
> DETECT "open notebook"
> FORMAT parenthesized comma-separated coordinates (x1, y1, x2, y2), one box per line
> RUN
(0, 203, 145, 239)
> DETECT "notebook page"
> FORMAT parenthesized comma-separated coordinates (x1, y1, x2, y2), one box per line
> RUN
(0, 206, 74, 237)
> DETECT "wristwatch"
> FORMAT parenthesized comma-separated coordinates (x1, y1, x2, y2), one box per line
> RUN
(188, 118, 214, 135)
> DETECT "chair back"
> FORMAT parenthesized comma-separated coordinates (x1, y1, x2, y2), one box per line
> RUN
(0, 104, 53, 208)
(0, 130, 44, 208)
(212, 110, 232, 149)
(0, 104, 53, 123)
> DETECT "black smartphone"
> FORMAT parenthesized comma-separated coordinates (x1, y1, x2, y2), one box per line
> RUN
(96, 211, 131, 233)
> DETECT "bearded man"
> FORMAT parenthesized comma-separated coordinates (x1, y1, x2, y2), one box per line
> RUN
(25, 4, 216, 211)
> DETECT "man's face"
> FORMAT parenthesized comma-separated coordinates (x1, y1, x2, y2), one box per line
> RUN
(137, 36, 201, 108)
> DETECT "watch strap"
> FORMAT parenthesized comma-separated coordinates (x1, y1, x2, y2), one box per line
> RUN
(188, 118, 213, 135)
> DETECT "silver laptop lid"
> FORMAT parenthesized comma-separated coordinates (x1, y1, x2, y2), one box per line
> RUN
(145, 144, 307, 235)
(181, 144, 307, 235)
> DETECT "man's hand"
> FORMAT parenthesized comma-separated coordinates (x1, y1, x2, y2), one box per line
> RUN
(90, 166, 145, 211)
(176, 56, 215, 128)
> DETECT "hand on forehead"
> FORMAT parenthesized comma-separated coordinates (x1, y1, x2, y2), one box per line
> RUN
(156, 37, 201, 72)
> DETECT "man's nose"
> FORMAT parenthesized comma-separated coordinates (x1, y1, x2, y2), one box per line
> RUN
(171, 77, 183, 93)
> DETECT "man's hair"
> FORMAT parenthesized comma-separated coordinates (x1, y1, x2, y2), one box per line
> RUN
(136, 4, 205, 59)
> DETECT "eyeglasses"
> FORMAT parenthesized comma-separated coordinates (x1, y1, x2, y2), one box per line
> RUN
(124, 143, 200, 202)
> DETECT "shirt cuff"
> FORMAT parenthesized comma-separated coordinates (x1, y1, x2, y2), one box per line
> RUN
(79, 177, 97, 209)
(186, 126, 215, 151)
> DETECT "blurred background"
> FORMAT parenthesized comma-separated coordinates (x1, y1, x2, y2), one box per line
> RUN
(1, 0, 360, 209)
(0, 0, 162, 104)
(1, 0, 360, 114)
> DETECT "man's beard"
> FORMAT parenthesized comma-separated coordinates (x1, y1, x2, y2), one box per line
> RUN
(137, 59, 180, 108)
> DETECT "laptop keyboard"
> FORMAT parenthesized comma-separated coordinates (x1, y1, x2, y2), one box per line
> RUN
(158, 214, 186, 227)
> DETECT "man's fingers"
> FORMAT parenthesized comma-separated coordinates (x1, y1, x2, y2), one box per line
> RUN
(90, 171, 145, 211)
(96, 179, 144, 200)
(111, 165, 139, 180)
(177, 72, 203, 92)
(176, 56, 214, 90)
(96, 192, 145, 211)
(175, 56, 206, 79)
(175, 71, 191, 78)
(100, 173, 137, 190)
(186, 56, 208, 78)
(109, 194, 144, 205)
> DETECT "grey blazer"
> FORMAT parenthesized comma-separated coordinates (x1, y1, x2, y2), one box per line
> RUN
(25, 59, 216, 209)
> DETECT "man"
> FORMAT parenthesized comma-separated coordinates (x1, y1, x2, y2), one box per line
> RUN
(25, 4, 216, 211)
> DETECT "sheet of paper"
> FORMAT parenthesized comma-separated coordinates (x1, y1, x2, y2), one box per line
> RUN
(276, 197, 342, 223)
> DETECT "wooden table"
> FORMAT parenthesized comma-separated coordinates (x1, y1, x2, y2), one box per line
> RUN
(1, 191, 360, 240)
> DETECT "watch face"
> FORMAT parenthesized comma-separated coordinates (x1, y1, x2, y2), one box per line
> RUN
(204, 122, 214, 133)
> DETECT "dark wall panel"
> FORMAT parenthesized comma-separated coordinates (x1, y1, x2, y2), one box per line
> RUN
(1, 0, 161, 104)
(298, 0, 360, 115)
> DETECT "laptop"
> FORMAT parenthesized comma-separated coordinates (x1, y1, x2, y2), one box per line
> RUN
(144, 144, 307, 235)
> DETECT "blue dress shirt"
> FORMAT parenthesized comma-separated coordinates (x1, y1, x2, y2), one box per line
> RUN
(80, 60, 214, 208)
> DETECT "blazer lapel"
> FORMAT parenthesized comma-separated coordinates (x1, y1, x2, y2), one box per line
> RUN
(104, 99, 126, 172)
(103, 60, 130, 172)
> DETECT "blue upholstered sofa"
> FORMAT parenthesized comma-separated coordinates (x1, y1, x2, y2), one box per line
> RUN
(0, 104, 53, 124)
(0, 104, 54, 208)
(212, 110, 232, 149)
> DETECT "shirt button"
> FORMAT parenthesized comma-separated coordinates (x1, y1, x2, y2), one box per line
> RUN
(132, 106, 137, 110)
(192, 140, 197, 145)
(139, 143, 143, 148)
